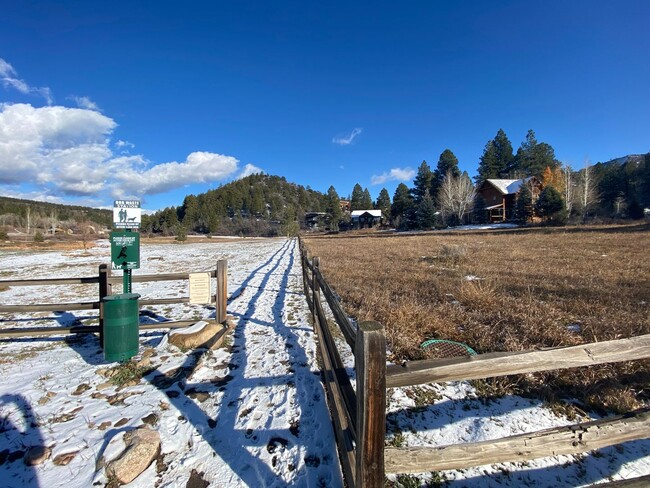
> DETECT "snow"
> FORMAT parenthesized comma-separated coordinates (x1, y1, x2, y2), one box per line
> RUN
(1, 237, 649, 487)
(485, 179, 525, 195)
(350, 210, 382, 218)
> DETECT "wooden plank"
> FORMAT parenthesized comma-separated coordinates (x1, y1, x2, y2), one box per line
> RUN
(355, 321, 386, 488)
(589, 475, 650, 487)
(0, 302, 99, 313)
(107, 271, 216, 285)
(386, 334, 650, 388)
(312, 291, 357, 487)
(314, 288, 358, 436)
(384, 408, 650, 474)
(0, 321, 200, 339)
(98, 263, 110, 349)
(314, 266, 356, 349)
(138, 297, 191, 306)
(0, 276, 100, 286)
(216, 260, 228, 324)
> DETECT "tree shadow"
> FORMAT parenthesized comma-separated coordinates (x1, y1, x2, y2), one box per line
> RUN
(0, 394, 47, 488)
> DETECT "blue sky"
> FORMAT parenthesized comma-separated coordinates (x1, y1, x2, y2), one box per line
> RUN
(1, 1, 648, 210)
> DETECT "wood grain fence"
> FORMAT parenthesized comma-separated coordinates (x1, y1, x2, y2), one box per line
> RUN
(0, 260, 228, 344)
(298, 238, 650, 487)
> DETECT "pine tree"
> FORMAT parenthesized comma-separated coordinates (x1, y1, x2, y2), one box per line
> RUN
(515, 182, 533, 223)
(362, 188, 373, 209)
(476, 129, 514, 184)
(376, 188, 391, 218)
(416, 189, 437, 229)
(411, 160, 433, 205)
(432, 149, 460, 199)
(326, 186, 343, 230)
(515, 130, 560, 177)
(472, 194, 488, 224)
(350, 183, 365, 210)
(535, 186, 566, 225)
(391, 183, 414, 228)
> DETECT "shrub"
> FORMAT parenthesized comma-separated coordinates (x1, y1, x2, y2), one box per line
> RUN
(33, 231, 45, 242)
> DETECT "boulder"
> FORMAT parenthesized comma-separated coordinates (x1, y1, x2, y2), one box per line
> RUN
(169, 321, 225, 350)
(107, 427, 161, 484)
(24, 446, 51, 466)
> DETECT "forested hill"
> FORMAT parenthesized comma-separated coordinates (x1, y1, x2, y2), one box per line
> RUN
(142, 173, 329, 236)
(0, 196, 112, 231)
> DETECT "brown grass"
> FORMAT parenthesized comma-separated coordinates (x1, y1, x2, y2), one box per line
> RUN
(303, 223, 650, 412)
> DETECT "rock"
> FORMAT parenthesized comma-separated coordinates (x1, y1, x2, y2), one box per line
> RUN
(135, 356, 151, 368)
(53, 451, 77, 466)
(97, 421, 112, 431)
(114, 418, 130, 427)
(169, 321, 225, 350)
(141, 413, 158, 426)
(142, 348, 157, 359)
(96, 382, 113, 391)
(72, 383, 91, 395)
(107, 428, 161, 485)
(24, 446, 51, 466)
(185, 389, 210, 403)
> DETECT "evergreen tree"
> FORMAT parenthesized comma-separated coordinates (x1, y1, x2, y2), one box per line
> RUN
(416, 189, 437, 229)
(326, 185, 343, 230)
(432, 149, 460, 198)
(362, 188, 373, 209)
(472, 194, 488, 224)
(475, 129, 514, 184)
(350, 183, 365, 210)
(376, 188, 391, 218)
(411, 160, 433, 204)
(535, 186, 567, 225)
(514, 182, 534, 223)
(391, 183, 414, 228)
(515, 130, 560, 177)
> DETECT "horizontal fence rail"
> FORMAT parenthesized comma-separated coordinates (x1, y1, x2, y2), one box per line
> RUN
(0, 260, 228, 342)
(386, 334, 650, 388)
(298, 236, 650, 488)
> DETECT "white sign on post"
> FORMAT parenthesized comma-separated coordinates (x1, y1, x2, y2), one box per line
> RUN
(189, 272, 212, 305)
(113, 200, 141, 229)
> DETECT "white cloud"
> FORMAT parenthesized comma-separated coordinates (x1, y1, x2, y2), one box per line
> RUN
(0, 103, 242, 200)
(116, 151, 240, 195)
(238, 163, 263, 179)
(0, 58, 53, 105)
(70, 95, 100, 111)
(370, 167, 416, 185)
(115, 139, 135, 150)
(332, 127, 362, 145)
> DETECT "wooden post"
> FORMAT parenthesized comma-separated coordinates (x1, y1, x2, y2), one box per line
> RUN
(98, 264, 111, 349)
(312, 257, 320, 324)
(216, 259, 228, 324)
(303, 249, 311, 302)
(356, 321, 386, 488)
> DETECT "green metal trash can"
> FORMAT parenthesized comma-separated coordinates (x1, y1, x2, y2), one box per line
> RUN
(103, 293, 140, 362)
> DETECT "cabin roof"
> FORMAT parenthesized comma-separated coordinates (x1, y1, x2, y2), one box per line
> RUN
(350, 209, 382, 218)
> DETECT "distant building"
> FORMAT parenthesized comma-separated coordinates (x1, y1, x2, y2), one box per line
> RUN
(476, 177, 542, 222)
(350, 210, 382, 229)
(339, 199, 351, 213)
(304, 212, 327, 230)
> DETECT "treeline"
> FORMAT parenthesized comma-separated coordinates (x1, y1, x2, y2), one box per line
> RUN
(142, 173, 328, 236)
(0, 196, 112, 234)
(323, 129, 649, 230)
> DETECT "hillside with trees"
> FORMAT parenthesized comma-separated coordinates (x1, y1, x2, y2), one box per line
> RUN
(0, 196, 112, 237)
(142, 173, 328, 237)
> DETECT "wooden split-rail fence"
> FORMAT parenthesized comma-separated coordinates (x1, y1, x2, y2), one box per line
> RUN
(0, 260, 228, 344)
(298, 238, 650, 488)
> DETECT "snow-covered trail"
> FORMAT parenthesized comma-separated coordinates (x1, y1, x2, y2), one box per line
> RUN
(0, 238, 343, 487)
(162, 238, 343, 487)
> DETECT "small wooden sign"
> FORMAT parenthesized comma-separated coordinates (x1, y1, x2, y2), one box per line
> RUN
(189, 272, 212, 305)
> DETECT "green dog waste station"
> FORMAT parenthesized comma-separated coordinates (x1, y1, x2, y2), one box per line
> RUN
(103, 293, 140, 362)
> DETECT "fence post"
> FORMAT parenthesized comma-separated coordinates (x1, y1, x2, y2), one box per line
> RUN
(303, 249, 311, 302)
(216, 259, 228, 324)
(98, 263, 111, 348)
(312, 256, 320, 324)
(356, 321, 386, 488)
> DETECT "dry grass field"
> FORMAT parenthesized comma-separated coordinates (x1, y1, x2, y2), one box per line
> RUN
(303, 223, 650, 413)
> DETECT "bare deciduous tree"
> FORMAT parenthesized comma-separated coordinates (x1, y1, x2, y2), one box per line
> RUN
(563, 165, 574, 217)
(577, 162, 600, 222)
(437, 171, 476, 225)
